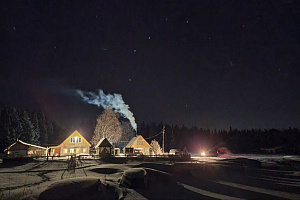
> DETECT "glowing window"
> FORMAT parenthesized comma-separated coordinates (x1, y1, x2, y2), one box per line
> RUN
(64, 149, 68, 153)
(83, 148, 86, 153)
(70, 149, 74, 153)
(70, 137, 82, 143)
(137, 140, 143, 145)
(76, 148, 80, 153)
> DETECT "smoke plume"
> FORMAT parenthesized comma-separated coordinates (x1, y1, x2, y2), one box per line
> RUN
(76, 89, 137, 131)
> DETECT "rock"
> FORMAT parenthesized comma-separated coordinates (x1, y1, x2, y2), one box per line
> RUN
(119, 168, 147, 188)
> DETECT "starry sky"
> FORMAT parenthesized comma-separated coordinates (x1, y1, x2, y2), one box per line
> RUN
(0, 0, 299, 130)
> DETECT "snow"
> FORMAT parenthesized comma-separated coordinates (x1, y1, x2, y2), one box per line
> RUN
(0, 155, 299, 199)
(39, 177, 121, 200)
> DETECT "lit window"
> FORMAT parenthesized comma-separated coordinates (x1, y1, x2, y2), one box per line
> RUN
(64, 149, 68, 153)
(76, 148, 80, 153)
(70, 149, 74, 153)
(137, 140, 144, 145)
(70, 137, 82, 143)
(83, 148, 86, 153)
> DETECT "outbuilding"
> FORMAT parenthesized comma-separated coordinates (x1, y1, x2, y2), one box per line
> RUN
(94, 138, 113, 157)
(5, 139, 47, 157)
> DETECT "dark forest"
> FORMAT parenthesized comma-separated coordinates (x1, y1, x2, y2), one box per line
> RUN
(1, 107, 299, 154)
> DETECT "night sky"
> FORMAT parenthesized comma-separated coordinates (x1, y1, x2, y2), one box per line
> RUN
(0, 1, 299, 130)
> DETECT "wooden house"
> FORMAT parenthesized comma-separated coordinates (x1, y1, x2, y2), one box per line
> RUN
(5, 139, 47, 157)
(50, 130, 91, 156)
(124, 135, 150, 155)
(94, 138, 113, 157)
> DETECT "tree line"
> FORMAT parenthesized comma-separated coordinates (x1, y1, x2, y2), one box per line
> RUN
(1, 107, 299, 155)
(138, 122, 300, 154)
(0, 107, 64, 152)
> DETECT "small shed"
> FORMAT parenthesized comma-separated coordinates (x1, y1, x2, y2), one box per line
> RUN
(95, 138, 113, 157)
(169, 149, 182, 155)
(124, 135, 150, 155)
(5, 139, 47, 157)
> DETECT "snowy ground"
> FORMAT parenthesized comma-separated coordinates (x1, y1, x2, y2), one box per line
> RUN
(0, 155, 299, 200)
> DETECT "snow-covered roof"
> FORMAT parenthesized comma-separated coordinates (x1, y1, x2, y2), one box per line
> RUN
(94, 138, 112, 148)
(4, 139, 47, 152)
(125, 137, 137, 148)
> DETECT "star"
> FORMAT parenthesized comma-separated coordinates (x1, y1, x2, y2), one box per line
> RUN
(13, 26, 16, 30)
(133, 49, 137, 53)
(129, 78, 132, 82)
(148, 36, 151, 40)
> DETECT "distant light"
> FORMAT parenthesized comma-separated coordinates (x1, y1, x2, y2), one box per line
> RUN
(133, 49, 137, 53)
(200, 152, 206, 156)
(148, 36, 151, 40)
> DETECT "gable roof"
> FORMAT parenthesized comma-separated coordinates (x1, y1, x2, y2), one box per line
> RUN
(95, 138, 112, 148)
(125, 137, 137, 148)
(125, 135, 150, 148)
(4, 139, 47, 152)
(59, 130, 91, 147)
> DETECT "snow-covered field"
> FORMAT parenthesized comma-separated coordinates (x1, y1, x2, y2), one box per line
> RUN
(0, 155, 299, 200)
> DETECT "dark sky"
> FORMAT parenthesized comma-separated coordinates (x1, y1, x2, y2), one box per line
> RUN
(0, 0, 299, 130)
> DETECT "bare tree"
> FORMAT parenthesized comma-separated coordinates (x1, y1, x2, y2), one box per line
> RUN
(150, 139, 162, 155)
(91, 109, 122, 145)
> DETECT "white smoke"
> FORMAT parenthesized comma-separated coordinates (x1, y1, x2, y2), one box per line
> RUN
(76, 89, 137, 131)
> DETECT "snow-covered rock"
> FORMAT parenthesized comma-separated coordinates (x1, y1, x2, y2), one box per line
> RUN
(119, 168, 147, 188)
